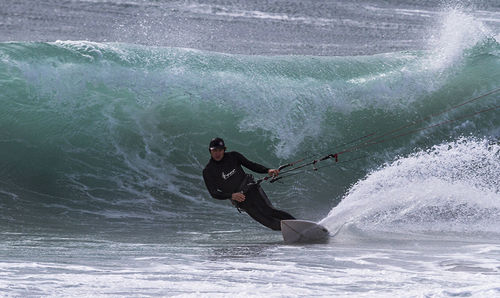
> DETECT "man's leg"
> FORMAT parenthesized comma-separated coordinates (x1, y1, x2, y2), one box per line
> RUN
(257, 186, 295, 220)
(238, 187, 295, 230)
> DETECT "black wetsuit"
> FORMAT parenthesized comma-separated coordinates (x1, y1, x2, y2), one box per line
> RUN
(203, 151, 295, 230)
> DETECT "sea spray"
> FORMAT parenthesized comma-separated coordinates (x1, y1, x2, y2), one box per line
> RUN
(321, 138, 500, 236)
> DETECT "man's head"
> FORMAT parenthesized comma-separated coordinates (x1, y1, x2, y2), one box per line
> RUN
(209, 137, 226, 161)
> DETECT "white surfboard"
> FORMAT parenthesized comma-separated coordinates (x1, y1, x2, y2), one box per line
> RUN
(281, 220, 330, 244)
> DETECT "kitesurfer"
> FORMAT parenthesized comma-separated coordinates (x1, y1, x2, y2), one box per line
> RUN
(203, 137, 295, 230)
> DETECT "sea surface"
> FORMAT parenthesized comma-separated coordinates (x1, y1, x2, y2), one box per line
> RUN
(1, 0, 500, 296)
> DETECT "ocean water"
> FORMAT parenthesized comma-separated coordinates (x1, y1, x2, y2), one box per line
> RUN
(1, 0, 500, 296)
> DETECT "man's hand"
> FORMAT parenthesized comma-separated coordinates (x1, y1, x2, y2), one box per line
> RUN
(232, 192, 246, 202)
(268, 169, 280, 177)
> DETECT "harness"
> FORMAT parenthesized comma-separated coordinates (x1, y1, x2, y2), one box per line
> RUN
(232, 174, 258, 213)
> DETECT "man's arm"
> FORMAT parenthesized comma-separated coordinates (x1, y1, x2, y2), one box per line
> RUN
(203, 169, 232, 200)
(233, 151, 269, 174)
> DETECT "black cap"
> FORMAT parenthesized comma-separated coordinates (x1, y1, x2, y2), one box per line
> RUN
(209, 137, 225, 150)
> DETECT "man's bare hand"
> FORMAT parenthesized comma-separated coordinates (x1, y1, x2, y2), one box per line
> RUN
(232, 192, 246, 202)
(268, 169, 280, 177)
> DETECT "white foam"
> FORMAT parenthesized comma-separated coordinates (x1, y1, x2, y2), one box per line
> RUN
(184, 3, 335, 27)
(321, 137, 500, 235)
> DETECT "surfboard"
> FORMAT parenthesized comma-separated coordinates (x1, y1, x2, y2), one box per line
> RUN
(280, 219, 330, 244)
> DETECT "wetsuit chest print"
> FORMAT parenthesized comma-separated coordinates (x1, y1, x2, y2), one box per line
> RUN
(222, 169, 236, 180)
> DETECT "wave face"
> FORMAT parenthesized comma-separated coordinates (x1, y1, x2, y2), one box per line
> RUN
(0, 10, 499, 231)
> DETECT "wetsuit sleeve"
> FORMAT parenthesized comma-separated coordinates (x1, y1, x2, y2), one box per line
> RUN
(203, 169, 232, 200)
(233, 152, 270, 174)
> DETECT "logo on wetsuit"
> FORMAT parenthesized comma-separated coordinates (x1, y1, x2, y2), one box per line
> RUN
(222, 169, 236, 180)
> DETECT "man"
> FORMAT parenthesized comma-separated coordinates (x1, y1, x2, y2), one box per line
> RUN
(203, 137, 295, 230)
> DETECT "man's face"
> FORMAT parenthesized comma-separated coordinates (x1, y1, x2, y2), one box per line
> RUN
(210, 147, 225, 161)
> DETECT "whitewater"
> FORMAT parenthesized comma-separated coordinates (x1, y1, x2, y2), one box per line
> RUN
(1, 1, 499, 296)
